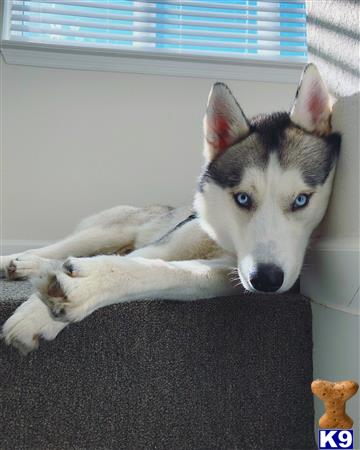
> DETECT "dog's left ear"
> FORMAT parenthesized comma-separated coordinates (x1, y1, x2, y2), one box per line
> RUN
(203, 82, 250, 161)
(290, 63, 332, 135)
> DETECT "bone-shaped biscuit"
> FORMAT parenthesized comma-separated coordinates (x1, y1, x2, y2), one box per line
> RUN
(311, 379, 359, 429)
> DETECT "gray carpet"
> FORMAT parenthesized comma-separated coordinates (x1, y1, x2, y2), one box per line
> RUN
(0, 276, 32, 302)
(0, 277, 316, 450)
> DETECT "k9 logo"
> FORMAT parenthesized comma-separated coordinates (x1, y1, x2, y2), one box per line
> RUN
(318, 430, 353, 449)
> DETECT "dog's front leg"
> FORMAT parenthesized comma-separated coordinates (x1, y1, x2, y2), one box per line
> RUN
(36, 255, 238, 323)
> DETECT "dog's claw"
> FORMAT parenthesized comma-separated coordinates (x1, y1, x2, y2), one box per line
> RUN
(63, 258, 79, 277)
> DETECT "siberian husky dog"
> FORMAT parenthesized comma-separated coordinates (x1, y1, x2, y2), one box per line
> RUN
(1, 64, 341, 354)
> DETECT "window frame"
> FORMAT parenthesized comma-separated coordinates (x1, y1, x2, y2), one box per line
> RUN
(0, 1, 307, 83)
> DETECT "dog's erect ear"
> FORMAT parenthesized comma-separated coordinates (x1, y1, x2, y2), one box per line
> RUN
(203, 83, 249, 161)
(290, 63, 332, 135)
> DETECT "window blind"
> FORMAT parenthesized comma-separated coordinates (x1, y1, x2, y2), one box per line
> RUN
(4, 1, 307, 63)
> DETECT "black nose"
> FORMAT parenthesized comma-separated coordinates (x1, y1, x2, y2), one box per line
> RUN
(249, 264, 284, 293)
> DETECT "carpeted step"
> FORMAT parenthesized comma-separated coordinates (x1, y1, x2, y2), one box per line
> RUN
(0, 277, 316, 450)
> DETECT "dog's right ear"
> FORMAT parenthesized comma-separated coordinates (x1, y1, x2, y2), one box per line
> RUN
(290, 64, 332, 135)
(203, 83, 250, 161)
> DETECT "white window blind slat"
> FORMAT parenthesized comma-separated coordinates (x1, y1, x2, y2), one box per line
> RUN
(11, 3, 306, 33)
(11, 1, 306, 24)
(35, 0, 306, 16)
(150, 0, 305, 14)
(11, 0, 305, 23)
(12, 23, 306, 53)
(5, 0, 307, 63)
(11, 13, 306, 43)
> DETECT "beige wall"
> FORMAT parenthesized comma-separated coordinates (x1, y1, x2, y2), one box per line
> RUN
(1, 60, 296, 244)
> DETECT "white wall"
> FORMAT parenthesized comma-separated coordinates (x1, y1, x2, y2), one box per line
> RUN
(302, 1, 359, 311)
(312, 304, 360, 436)
(306, 0, 359, 98)
(1, 60, 296, 246)
(303, 0, 360, 441)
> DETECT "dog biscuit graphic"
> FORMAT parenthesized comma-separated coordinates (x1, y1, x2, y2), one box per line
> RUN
(311, 379, 359, 429)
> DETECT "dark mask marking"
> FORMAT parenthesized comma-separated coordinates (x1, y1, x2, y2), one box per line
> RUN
(199, 112, 341, 191)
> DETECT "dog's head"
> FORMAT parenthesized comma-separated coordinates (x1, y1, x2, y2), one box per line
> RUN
(195, 64, 341, 293)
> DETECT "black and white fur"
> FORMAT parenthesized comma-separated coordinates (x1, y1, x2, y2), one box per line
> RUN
(1, 64, 341, 354)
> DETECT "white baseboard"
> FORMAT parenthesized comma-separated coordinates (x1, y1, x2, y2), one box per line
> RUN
(1, 240, 53, 255)
(301, 237, 359, 315)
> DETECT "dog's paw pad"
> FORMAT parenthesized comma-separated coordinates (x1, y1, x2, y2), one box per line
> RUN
(47, 277, 66, 298)
(6, 261, 18, 277)
(49, 306, 68, 321)
(7, 261, 17, 271)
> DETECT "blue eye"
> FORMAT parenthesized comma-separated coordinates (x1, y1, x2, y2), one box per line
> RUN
(293, 193, 310, 210)
(234, 192, 252, 209)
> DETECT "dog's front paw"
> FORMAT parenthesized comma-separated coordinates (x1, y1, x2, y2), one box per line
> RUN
(35, 257, 105, 323)
(5, 254, 47, 280)
(1, 294, 68, 354)
(1, 254, 19, 273)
